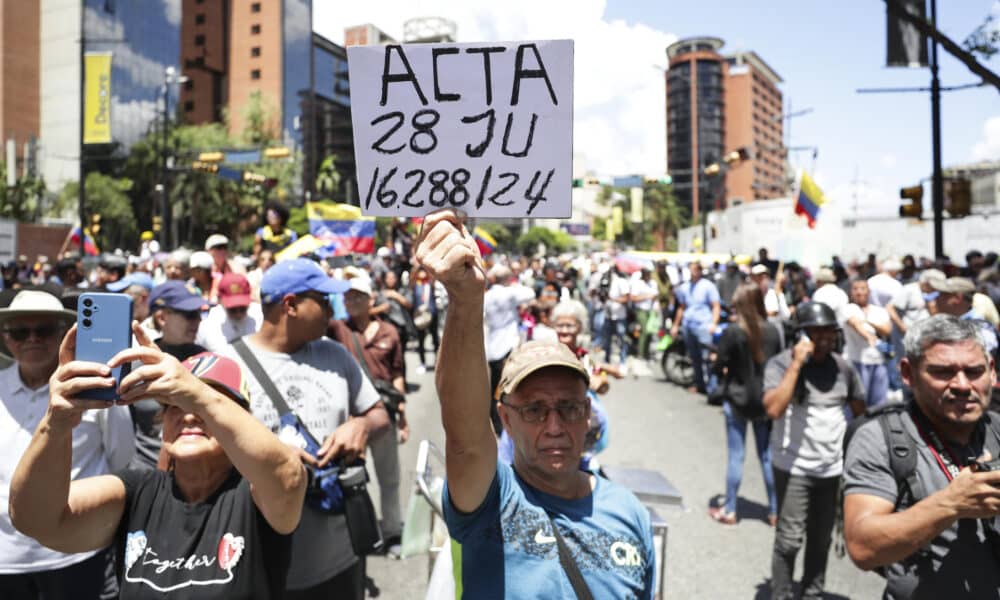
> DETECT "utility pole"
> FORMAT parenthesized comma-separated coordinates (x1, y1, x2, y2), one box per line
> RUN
(929, 0, 944, 258)
(77, 6, 85, 258)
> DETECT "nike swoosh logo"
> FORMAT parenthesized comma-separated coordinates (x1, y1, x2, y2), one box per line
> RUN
(535, 529, 556, 544)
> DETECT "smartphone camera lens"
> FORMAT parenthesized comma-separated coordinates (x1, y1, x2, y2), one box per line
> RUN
(82, 308, 92, 317)
(82, 298, 93, 308)
(82, 318, 92, 328)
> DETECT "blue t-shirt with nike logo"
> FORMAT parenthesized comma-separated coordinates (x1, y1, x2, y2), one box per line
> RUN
(443, 460, 654, 599)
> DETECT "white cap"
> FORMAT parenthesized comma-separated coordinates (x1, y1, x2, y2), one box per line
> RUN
(348, 278, 372, 296)
(190, 251, 213, 270)
(205, 234, 229, 250)
(750, 264, 769, 276)
(376, 247, 391, 258)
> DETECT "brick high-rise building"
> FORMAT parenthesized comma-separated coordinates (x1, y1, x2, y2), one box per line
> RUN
(0, 0, 40, 175)
(665, 37, 784, 219)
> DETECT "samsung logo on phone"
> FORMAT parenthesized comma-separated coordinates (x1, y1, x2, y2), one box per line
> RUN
(91, 337, 114, 343)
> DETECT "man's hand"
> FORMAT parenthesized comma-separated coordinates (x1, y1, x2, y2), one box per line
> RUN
(317, 418, 369, 466)
(47, 325, 116, 432)
(792, 336, 814, 366)
(941, 467, 1000, 520)
(413, 209, 485, 302)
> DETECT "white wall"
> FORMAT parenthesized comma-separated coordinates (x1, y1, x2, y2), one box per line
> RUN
(39, 0, 81, 193)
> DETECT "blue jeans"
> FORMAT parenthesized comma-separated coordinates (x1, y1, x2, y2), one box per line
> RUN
(591, 307, 606, 350)
(682, 322, 714, 393)
(603, 318, 627, 365)
(723, 401, 778, 515)
(853, 361, 889, 408)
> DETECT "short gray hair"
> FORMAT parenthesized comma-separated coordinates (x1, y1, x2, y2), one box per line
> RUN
(550, 300, 588, 333)
(903, 314, 988, 363)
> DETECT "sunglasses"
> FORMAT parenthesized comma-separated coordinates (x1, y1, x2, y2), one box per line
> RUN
(167, 309, 202, 321)
(3, 324, 61, 342)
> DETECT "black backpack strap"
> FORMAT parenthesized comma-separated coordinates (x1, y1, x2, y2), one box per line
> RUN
(232, 337, 292, 415)
(877, 408, 923, 507)
(546, 514, 594, 600)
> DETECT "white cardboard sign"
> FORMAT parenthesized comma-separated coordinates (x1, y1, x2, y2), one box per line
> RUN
(347, 40, 574, 218)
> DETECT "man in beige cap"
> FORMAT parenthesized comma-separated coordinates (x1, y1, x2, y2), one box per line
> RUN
(928, 276, 998, 355)
(415, 209, 653, 599)
(0, 290, 134, 595)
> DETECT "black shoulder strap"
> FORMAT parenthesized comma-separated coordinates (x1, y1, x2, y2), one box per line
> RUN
(232, 337, 292, 416)
(348, 331, 374, 384)
(546, 514, 594, 600)
(877, 408, 923, 506)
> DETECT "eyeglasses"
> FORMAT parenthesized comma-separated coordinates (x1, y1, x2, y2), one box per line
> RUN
(167, 309, 202, 321)
(501, 401, 588, 424)
(3, 324, 61, 342)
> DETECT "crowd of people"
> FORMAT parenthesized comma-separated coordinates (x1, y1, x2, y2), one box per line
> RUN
(0, 205, 999, 598)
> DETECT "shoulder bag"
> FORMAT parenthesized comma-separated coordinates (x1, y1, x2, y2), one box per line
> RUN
(547, 513, 595, 600)
(347, 330, 406, 421)
(232, 338, 384, 555)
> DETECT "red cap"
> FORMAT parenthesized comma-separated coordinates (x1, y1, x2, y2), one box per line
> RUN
(182, 352, 250, 408)
(218, 273, 251, 308)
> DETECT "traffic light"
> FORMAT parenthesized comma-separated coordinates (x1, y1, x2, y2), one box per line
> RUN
(243, 171, 277, 188)
(263, 147, 290, 159)
(703, 163, 721, 176)
(723, 147, 753, 164)
(945, 178, 971, 217)
(152, 215, 162, 233)
(899, 184, 923, 219)
(192, 161, 219, 173)
(90, 214, 101, 237)
(644, 174, 673, 185)
(197, 152, 224, 162)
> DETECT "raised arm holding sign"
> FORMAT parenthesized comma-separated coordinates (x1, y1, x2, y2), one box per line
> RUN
(348, 40, 574, 218)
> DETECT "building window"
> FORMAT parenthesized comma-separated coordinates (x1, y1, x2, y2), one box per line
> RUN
(194, 34, 205, 46)
(251, 24, 261, 35)
(184, 79, 194, 91)
(251, 2, 261, 12)
(251, 69, 261, 80)
(184, 101, 194, 112)
(195, 13, 205, 25)
(251, 46, 261, 58)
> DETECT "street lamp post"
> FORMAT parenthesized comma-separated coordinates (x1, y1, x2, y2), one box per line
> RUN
(158, 66, 188, 249)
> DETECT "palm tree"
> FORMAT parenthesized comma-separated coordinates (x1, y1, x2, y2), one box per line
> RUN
(645, 183, 688, 251)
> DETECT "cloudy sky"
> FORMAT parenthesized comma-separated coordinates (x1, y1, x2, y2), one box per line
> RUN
(314, 0, 1000, 218)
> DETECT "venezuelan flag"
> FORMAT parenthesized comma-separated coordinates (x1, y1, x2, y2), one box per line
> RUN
(69, 226, 100, 256)
(473, 226, 497, 256)
(794, 170, 827, 229)
(306, 201, 375, 255)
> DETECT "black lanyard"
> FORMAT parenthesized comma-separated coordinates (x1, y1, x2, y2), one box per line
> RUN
(912, 408, 983, 481)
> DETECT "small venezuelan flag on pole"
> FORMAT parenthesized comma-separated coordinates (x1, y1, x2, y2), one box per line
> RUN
(473, 226, 497, 256)
(793, 170, 827, 229)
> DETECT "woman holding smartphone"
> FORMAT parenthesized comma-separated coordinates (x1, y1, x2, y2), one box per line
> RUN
(708, 282, 781, 526)
(9, 323, 306, 599)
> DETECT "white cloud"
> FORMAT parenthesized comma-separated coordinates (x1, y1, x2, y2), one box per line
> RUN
(161, 0, 181, 27)
(86, 7, 169, 89)
(879, 153, 897, 169)
(971, 115, 1000, 162)
(313, 0, 676, 177)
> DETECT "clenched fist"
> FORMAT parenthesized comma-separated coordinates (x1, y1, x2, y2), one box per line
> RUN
(414, 209, 486, 302)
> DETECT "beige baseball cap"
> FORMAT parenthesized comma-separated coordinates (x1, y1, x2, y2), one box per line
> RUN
(495, 341, 590, 400)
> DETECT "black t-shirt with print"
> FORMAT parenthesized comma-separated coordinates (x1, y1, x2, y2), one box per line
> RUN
(114, 468, 291, 599)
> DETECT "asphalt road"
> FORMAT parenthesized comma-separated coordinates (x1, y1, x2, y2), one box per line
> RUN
(364, 353, 886, 599)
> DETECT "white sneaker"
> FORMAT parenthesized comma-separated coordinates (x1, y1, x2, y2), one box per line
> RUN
(415, 365, 427, 374)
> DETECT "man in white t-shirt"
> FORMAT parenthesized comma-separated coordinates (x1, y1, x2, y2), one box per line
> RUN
(866, 259, 903, 308)
(602, 268, 633, 366)
(811, 268, 849, 323)
(843, 279, 892, 408)
(484, 264, 536, 433)
(222, 258, 388, 599)
(630, 268, 658, 360)
(197, 272, 263, 352)
(763, 301, 865, 600)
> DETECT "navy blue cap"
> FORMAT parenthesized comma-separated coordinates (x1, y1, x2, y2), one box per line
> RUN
(149, 280, 206, 312)
(260, 258, 349, 304)
(107, 272, 154, 292)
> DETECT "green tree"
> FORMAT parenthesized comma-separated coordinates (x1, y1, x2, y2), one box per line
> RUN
(0, 164, 47, 222)
(515, 226, 577, 256)
(644, 182, 688, 251)
(57, 173, 135, 251)
(240, 91, 280, 147)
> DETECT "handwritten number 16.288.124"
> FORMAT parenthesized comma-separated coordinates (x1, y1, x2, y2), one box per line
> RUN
(364, 166, 555, 215)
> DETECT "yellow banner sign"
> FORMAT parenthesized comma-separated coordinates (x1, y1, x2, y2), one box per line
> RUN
(84, 53, 112, 144)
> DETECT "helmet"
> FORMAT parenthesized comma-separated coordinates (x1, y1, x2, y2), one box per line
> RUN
(794, 301, 838, 329)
